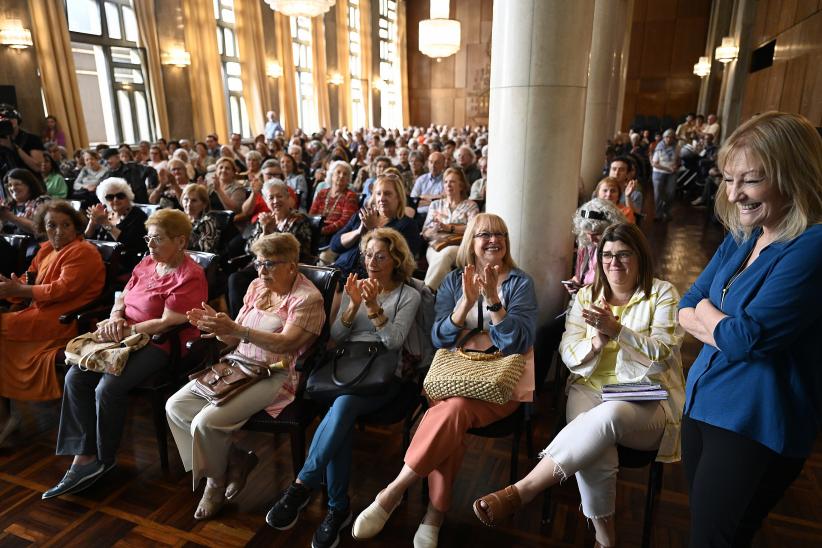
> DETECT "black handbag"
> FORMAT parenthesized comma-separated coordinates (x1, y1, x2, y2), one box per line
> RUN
(306, 341, 399, 403)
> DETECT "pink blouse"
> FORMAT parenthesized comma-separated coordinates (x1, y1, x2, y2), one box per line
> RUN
(235, 274, 325, 417)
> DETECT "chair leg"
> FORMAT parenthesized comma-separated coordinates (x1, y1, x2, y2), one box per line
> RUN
(541, 487, 554, 526)
(151, 390, 169, 471)
(510, 427, 522, 485)
(641, 462, 664, 548)
(525, 417, 535, 460)
(290, 429, 305, 478)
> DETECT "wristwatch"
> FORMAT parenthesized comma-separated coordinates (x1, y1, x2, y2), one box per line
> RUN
(486, 301, 503, 312)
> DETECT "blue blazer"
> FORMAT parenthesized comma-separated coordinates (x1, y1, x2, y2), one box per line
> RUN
(329, 214, 422, 276)
(679, 225, 822, 457)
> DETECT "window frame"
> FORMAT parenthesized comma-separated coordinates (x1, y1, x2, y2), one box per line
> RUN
(214, 0, 251, 138)
(377, 0, 401, 129)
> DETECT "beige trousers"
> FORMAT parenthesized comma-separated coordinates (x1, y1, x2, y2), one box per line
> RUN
(165, 371, 288, 488)
(424, 245, 459, 290)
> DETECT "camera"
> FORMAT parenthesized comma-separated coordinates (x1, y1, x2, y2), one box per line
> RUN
(0, 118, 13, 138)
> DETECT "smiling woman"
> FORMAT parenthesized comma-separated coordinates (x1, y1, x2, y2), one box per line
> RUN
(678, 111, 822, 546)
(85, 177, 147, 273)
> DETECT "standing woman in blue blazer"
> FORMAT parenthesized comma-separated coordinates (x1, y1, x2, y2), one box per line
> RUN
(678, 112, 822, 547)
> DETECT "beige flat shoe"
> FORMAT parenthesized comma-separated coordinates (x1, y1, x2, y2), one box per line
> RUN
(351, 491, 401, 540)
(413, 523, 440, 548)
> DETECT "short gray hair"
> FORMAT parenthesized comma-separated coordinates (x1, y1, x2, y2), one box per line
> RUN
(262, 178, 288, 195)
(572, 198, 626, 246)
(96, 177, 134, 205)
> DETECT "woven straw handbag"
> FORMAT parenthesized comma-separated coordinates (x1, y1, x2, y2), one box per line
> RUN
(423, 299, 525, 404)
(424, 347, 524, 404)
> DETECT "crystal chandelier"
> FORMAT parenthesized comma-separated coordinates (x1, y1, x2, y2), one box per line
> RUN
(693, 56, 711, 77)
(715, 37, 739, 64)
(266, 0, 336, 18)
(419, 0, 461, 61)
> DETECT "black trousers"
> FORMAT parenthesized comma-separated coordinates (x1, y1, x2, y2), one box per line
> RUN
(682, 416, 805, 548)
(56, 345, 168, 465)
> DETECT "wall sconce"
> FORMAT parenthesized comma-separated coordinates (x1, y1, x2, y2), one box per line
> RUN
(372, 78, 386, 92)
(0, 21, 33, 49)
(693, 56, 711, 77)
(327, 72, 344, 86)
(266, 61, 283, 78)
(161, 49, 191, 68)
(715, 37, 739, 64)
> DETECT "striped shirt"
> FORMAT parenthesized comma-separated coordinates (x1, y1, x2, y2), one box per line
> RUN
(560, 278, 686, 462)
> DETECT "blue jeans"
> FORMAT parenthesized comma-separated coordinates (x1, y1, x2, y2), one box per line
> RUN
(298, 382, 401, 510)
(652, 171, 677, 219)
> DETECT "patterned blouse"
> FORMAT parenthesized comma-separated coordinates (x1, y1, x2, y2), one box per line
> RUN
(309, 189, 359, 235)
(188, 212, 220, 253)
(235, 275, 325, 418)
(422, 198, 479, 232)
(245, 211, 313, 263)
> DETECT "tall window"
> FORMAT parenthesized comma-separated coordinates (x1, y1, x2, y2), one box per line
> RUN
(66, 0, 154, 144)
(290, 16, 318, 133)
(347, 0, 366, 130)
(378, 0, 402, 129)
(215, 0, 250, 138)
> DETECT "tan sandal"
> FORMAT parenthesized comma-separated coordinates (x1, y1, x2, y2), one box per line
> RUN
(194, 483, 226, 520)
(225, 448, 258, 500)
(472, 485, 522, 527)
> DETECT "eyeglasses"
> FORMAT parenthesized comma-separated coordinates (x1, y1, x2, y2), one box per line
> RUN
(143, 235, 167, 245)
(253, 259, 289, 271)
(601, 251, 634, 263)
(105, 192, 127, 201)
(473, 231, 507, 241)
(362, 252, 390, 264)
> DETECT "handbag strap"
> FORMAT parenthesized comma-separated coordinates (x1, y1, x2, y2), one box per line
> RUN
(331, 344, 381, 387)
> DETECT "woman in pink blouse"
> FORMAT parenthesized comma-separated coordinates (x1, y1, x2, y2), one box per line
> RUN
(167, 233, 325, 520)
(421, 167, 479, 290)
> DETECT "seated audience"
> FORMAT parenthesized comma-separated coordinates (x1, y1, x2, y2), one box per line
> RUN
(309, 161, 358, 243)
(474, 223, 684, 548)
(593, 177, 636, 224)
(42, 115, 66, 147)
(209, 157, 247, 213)
(455, 145, 481, 185)
(363, 156, 394, 199)
(149, 158, 190, 209)
(608, 156, 643, 217)
(265, 228, 420, 548)
(72, 150, 109, 203)
(40, 155, 68, 199)
(330, 175, 421, 277)
(410, 152, 446, 216)
(469, 156, 487, 202)
(421, 167, 479, 290)
(280, 153, 308, 211)
(564, 198, 626, 295)
(1, 168, 51, 235)
(168, 233, 324, 520)
(353, 213, 536, 548)
(43, 209, 207, 499)
(0, 201, 105, 444)
(85, 178, 148, 273)
(182, 184, 220, 253)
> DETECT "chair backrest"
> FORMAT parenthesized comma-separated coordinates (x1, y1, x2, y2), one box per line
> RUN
(86, 239, 124, 297)
(210, 209, 234, 232)
(2, 234, 34, 275)
(407, 196, 421, 213)
(185, 250, 220, 300)
(307, 214, 324, 255)
(298, 264, 341, 339)
(134, 203, 161, 218)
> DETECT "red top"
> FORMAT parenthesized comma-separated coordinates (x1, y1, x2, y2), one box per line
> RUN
(124, 254, 208, 353)
(309, 189, 359, 235)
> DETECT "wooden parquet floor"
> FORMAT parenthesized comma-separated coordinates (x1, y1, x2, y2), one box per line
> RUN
(2, 201, 821, 547)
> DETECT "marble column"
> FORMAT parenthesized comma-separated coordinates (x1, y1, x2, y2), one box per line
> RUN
(717, 0, 757, 140)
(696, 0, 733, 117)
(611, 0, 634, 136)
(487, 0, 596, 323)
(580, 0, 634, 196)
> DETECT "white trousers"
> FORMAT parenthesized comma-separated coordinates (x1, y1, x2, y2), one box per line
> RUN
(165, 372, 287, 488)
(542, 383, 666, 518)
(424, 245, 459, 290)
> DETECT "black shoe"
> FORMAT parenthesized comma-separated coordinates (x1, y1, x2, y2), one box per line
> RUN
(312, 507, 353, 548)
(265, 482, 312, 530)
(42, 461, 106, 500)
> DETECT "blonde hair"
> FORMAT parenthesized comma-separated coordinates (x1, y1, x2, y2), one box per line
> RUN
(368, 175, 407, 219)
(443, 166, 470, 199)
(214, 157, 236, 173)
(360, 227, 416, 282)
(145, 208, 192, 240)
(250, 232, 300, 263)
(592, 176, 623, 201)
(715, 111, 822, 242)
(181, 184, 210, 211)
(456, 213, 517, 269)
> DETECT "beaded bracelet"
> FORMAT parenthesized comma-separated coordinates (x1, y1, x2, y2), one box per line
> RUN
(367, 307, 384, 320)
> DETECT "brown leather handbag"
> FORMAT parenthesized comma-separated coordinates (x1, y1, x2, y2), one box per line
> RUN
(189, 353, 282, 406)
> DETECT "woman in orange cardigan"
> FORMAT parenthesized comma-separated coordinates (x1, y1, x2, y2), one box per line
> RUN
(0, 201, 105, 444)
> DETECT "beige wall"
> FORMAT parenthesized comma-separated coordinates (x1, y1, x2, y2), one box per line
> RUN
(407, 0, 493, 127)
(740, 0, 822, 125)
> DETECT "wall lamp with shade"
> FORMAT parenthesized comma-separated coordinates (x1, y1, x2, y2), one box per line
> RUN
(266, 61, 284, 79)
(160, 49, 191, 68)
(327, 72, 344, 86)
(693, 56, 711, 77)
(372, 77, 386, 92)
(0, 21, 33, 49)
(715, 37, 739, 63)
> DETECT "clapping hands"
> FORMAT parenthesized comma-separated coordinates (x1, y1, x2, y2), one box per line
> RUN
(187, 301, 240, 339)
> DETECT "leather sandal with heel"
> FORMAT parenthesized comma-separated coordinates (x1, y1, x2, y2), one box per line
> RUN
(225, 448, 258, 500)
(194, 483, 226, 520)
(472, 485, 522, 527)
